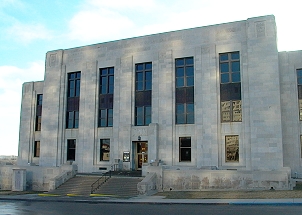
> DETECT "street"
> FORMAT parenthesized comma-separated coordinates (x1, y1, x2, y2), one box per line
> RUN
(1, 201, 302, 215)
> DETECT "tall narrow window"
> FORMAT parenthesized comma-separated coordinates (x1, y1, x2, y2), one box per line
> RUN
(225, 135, 239, 162)
(67, 139, 76, 161)
(175, 57, 194, 124)
(220, 52, 242, 122)
(100, 139, 110, 161)
(35, 94, 43, 131)
(34, 141, 40, 157)
(66, 72, 81, 128)
(300, 135, 302, 158)
(297, 69, 302, 120)
(99, 67, 114, 127)
(179, 137, 191, 162)
(135, 62, 152, 126)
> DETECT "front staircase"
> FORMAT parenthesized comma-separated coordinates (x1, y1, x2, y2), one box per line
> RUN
(47, 171, 143, 197)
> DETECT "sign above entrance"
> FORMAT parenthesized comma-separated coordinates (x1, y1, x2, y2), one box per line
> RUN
(123, 151, 130, 162)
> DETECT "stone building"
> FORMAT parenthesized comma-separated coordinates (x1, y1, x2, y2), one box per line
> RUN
(12, 15, 302, 191)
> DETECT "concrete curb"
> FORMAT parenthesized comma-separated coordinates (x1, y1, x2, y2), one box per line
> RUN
(1, 195, 302, 205)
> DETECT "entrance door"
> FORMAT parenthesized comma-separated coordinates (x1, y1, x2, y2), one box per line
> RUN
(135, 142, 148, 170)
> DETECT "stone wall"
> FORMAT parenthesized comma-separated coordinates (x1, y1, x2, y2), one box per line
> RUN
(145, 166, 291, 191)
(0, 164, 77, 191)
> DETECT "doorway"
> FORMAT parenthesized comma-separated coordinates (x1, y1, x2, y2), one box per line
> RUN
(134, 142, 148, 170)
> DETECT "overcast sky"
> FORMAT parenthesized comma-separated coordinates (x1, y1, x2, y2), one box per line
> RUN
(1, 0, 302, 155)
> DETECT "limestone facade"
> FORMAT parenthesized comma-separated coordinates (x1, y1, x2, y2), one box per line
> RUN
(14, 15, 302, 190)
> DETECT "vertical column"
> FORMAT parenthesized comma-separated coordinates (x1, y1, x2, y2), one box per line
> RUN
(118, 56, 133, 170)
(148, 123, 158, 162)
(157, 50, 173, 165)
(77, 61, 98, 172)
(40, 50, 64, 167)
(246, 16, 283, 170)
(199, 45, 219, 167)
(17, 82, 35, 166)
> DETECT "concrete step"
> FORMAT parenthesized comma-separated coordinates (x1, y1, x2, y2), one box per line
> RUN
(94, 177, 143, 197)
(47, 176, 100, 196)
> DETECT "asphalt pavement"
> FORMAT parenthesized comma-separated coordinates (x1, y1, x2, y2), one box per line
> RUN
(0, 193, 302, 205)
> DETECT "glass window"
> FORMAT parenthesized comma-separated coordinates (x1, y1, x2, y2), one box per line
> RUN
(34, 141, 40, 157)
(135, 63, 152, 91)
(100, 139, 110, 161)
(225, 135, 239, 162)
(67, 139, 76, 161)
(67, 72, 81, 97)
(179, 137, 191, 162)
(175, 57, 194, 87)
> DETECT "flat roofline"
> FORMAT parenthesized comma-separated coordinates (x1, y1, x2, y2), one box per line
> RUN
(47, 15, 275, 54)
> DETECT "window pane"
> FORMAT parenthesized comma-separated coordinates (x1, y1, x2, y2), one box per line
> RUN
(74, 113, 79, 128)
(136, 81, 143, 91)
(185, 57, 193, 65)
(69, 73, 75, 79)
(145, 81, 152, 90)
(101, 69, 107, 75)
(225, 135, 239, 162)
(176, 104, 184, 114)
(180, 148, 191, 161)
(187, 113, 194, 124)
(297, 69, 302, 78)
(221, 73, 229, 83)
(187, 103, 194, 113)
(108, 75, 114, 84)
(176, 77, 184, 87)
(298, 78, 302, 85)
(145, 63, 152, 70)
(180, 137, 191, 147)
(231, 61, 240, 72)
(220, 63, 229, 73)
(232, 72, 240, 82)
(136, 72, 143, 82)
(136, 64, 143, 71)
(100, 139, 110, 161)
(109, 67, 114, 74)
(176, 58, 184, 66)
(75, 80, 80, 97)
(108, 109, 113, 127)
(186, 66, 194, 77)
(231, 52, 239, 60)
(145, 71, 152, 81)
(187, 77, 194, 86)
(220, 53, 228, 61)
(176, 67, 184, 77)
(176, 114, 185, 124)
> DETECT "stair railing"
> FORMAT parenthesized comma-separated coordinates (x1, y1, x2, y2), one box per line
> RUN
(91, 171, 111, 194)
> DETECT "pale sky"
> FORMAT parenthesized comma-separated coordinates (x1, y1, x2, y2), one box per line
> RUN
(0, 0, 302, 155)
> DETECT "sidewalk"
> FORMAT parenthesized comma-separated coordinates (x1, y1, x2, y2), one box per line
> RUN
(1, 193, 302, 205)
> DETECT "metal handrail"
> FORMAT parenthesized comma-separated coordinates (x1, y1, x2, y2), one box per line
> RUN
(90, 171, 111, 194)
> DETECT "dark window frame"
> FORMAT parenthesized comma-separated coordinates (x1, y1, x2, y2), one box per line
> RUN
(219, 52, 240, 84)
(175, 57, 194, 125)
(179, 137, 191, 162)
(225, 135, 239, 163)
(219, 52, 242, 123)
(135, 62, 152, 126)
(135, 106, 151, 126)
(66, 111, 79, 129)
(99, 67, 114, 127)
(34, 141, 40, 157)
(67, 72, 81, 98)
(175, 57, 194, 88)
(135, 62, 152, 91)
(297, 69, 302, 120)
(100, 139, 110, 161)
(35, 94, 43, 131)
(67, 139, 76, 161)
